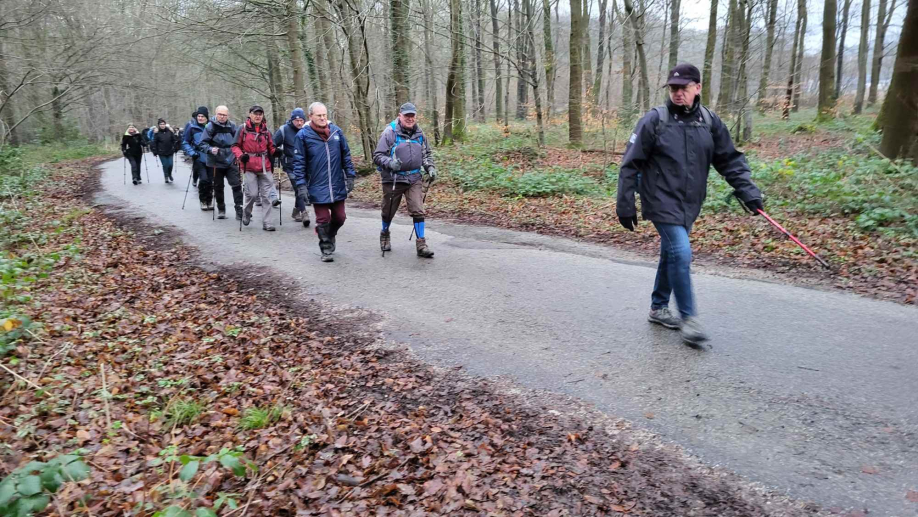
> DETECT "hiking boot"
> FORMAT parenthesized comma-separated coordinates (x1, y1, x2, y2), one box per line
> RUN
(263, 224, 276, 231)
(217, 208, 227, 219)
(255, 199, 262, 207)
(133, 180, 139, 185)
(681, 317, 709, 345)
(648, 308, 683, 330)
(206, 199, 214, 211)
(302, 211, 310, 228)
(272, 198, 281, 207)
(168, 174, 174, 182)
(235, 206, 243, 221)
(242, 210, 252, 226)
(192, 180, 198, 188)
(416, 238, 434, 258)
(316, 224, 334, 262)
(200, 201, 208, 211)
(380, 231, 392, 252)
(292, 208, 303, 223)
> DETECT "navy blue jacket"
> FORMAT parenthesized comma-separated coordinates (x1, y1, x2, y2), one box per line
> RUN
(196, 118, 238, 168)
(617, 99, 761, 227)
(273, 121, 300, 173)
(291, 123, 355, 205)
(182, 119, 207, 164)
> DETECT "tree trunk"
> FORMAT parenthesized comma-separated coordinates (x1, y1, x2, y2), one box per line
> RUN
(391, 0, 411, 107)
(878, 0, 917, 162)
(582, 0, 593, 96)
(718, 0, 739, 111)
(701, 0, 718, 105)
(266, 25, 287, 128)
(286, 0, 308, 107)
(853, 0, 871, 113)
(474, 0, 485, 121)
(592, 0, 609, 105)
(314, 0, 340, 117)
(620, 4, 634, 117)
(523, 0, 545, 146)
(783, 0, 802, 118)
(835, 0, 852, 98)
(569, 0, 584, 145)
(490, 0, 504, 123)
(791, 0, 807, 112)
(423, 0, 441, 143)
(541, 0, 556, 115)
(514, 0, 528, 119)
(757, 0, 779, 109)
(736, 0, 753, 141)
(818, 0, 838, 120)
(624, 0, 649, 112)
(333, 0, 374, 160)
(444, 0, 467, 143)
(867, 0, 892, 106)
(657, 0, 669, 104)
(668, 0, 680, 69)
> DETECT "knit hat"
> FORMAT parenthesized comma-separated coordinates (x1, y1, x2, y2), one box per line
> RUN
(290, 108, 306, 121)
(197, 106, 209, 119)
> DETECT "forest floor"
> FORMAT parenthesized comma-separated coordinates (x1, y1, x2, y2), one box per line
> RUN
(349, 109, 917, 305)
(0, 153, 837, 515)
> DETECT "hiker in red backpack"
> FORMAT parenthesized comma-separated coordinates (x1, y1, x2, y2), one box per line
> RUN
(232, 105, 280, 231)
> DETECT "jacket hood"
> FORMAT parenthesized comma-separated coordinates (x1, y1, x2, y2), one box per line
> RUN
(125, 127, 138, 136)
(153, 125, 173, 133)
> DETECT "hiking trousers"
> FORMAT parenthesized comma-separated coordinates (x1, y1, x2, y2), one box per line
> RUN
(242, 171, 276, 226)
(212, 166, 242, 211)
(381, 181, 425, 223)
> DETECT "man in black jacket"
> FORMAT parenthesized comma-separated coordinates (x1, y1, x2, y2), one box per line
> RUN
(617, 64, 763, 345)
(151, 118, 180, 183)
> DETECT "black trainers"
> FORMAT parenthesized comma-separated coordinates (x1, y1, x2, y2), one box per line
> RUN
(263, 224, 276, 231)
(648, 308, 682, 329)
(235, 207, 243, 221)
(217, 209, 227, 219)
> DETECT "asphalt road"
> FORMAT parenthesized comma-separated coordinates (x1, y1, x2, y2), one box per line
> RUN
(98, 156, 918, 515)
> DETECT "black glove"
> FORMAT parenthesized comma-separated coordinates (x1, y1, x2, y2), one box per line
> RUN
(239, 154, 250, 164)
(619, 215, 639, 231)
(273, 149, 283, 159)
(346, 176, 355, 193)
(743, 198, 764, 215)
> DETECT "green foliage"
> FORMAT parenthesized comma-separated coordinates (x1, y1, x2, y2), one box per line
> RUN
(451, 159, 600, 198)
(0, 453, 90, 516)
(164, 398, 205, 427)
(238, 405, 284, 430)
(146, 447, 249, 517)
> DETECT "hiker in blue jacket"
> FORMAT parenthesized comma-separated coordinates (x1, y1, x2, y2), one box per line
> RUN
(291, 102, 356, 262)
(182, 107, 213, 210)
(617, 64, 763, 345)
(372, 102, 438, 258)
(273, 107, 310, 227)
(197, 105, 242, 221)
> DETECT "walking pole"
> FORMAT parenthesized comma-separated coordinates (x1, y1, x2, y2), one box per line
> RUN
(123, 157, 126, 185)
(240, 158, 244, 232)
(181, 166, 193, 209)
(733, 192, 832, 270)
(408, 176, 433, 241)
(272, 157, 282, 227)
(142, 152, 150, 183)
(213, 166, 217, 221)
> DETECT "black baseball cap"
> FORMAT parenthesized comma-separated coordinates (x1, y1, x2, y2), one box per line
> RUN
(249, 105, 265, 113)
(399, 102, 417, 115)
(665, 64, 701, 86)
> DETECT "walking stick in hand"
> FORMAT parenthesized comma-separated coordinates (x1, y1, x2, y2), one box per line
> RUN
(734, 192, 832, 270)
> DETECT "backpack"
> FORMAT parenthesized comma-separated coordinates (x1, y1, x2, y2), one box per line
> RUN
(653, 105, 714, 141)
(389, 120, 424, 175)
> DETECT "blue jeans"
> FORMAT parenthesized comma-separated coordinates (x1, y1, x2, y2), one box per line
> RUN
(651, 222, 695, 319)
(159, 155, 174, 178)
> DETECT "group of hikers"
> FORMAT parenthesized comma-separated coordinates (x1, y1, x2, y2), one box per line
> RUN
(120, 100, 438, 263)
(118, 63, 765, 345)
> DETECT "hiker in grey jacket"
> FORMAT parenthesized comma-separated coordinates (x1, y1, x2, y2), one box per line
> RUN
(617, 63, 763, 345)
(196, 105, 243, 221)
(372, 102, 437, 258)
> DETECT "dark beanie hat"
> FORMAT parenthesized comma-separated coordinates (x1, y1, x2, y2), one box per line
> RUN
(197, 106, 209, 119)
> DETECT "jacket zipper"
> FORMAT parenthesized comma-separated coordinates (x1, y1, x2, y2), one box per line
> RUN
(325, 128, 339, 202)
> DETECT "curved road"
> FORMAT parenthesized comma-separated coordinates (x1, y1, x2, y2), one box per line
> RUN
(98, 156, 918, 515)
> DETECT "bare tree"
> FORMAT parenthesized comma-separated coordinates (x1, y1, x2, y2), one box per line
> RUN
(523, 0, 545, 145)
(592, 0, 610, 105)
(490, 0, 504, 123)
(818, 0, 838, 120)
(868, 0, 897, 106)
(444, 0, 467, 143)
(701, 0, 718, 105)
(757, 0, 779, 109)
(624, 0, 649, 112)
(541, 0, 557, 115)
(286, 0, 308, 107)
(422, 0, 441, 142)
(877, 0, 916, 162)
(791, 0, 806, 112)
(853, 0, 871, 113)
(474, 0, 486, 121)
(333, 0, 374, 159)
(668, 0, 681, 69)
(570, 0, 584, 144)
(835, 0, 852, 98)
(783, 0, 803, 118)
(620, 3, 635, 116)
(391, 0, 411, 107)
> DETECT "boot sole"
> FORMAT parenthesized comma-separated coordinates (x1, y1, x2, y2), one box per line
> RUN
(321, 256, 334, 262)
(681, 333, 710, 345)
(648, 317, 682, 330)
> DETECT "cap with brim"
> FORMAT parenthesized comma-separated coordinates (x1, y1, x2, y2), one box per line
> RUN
(399, 102, 417, 115)
(249, 105, 265, 113)
(664, 64, 701, 87)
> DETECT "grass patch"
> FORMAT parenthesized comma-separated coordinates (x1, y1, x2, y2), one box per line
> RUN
(164, 398, 205, 427)
(238, 405, 283, 430)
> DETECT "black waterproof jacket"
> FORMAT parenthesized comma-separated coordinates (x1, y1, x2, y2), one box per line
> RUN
(151, 126, 180, 157)
(617, 98, 761, 227)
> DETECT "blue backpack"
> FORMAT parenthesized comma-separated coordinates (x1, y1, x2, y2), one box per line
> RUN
(389, 121, 423, 175)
